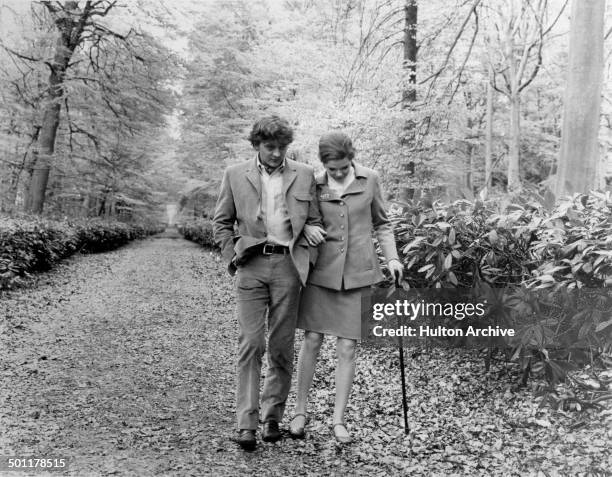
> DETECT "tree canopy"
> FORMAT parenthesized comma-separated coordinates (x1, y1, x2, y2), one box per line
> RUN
(0, 0, 610, 220)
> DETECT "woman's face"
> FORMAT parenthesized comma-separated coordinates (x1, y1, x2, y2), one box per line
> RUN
(324, 158, 352, 182)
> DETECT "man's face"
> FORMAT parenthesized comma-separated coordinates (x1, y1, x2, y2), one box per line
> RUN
(255, 140, 289, 170)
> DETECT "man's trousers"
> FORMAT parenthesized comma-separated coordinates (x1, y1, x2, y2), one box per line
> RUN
(234, 253, 301, 430)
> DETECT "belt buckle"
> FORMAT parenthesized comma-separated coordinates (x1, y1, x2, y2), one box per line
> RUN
(262, 243, 274, 255)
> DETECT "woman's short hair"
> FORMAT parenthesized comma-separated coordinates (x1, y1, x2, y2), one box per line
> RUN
(318, 132, 355, 163)
(248, 116, 294, 147)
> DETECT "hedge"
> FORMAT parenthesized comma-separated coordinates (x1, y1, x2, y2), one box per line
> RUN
(178, 218, 217, 249)
(0, 217, 164, 290)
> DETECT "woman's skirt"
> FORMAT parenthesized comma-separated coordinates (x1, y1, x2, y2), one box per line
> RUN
(297, 283, 365, 340)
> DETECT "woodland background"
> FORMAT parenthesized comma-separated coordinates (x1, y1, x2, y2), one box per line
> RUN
(1, 3, 611, 474)
(1, 0, 611, 222)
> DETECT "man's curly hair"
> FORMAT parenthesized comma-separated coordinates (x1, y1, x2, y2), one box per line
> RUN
(248, 116, 294, 147)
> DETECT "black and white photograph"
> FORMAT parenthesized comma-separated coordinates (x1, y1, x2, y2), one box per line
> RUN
(1, 0, 611, 475)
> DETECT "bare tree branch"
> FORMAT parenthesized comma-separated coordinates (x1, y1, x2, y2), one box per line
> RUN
(447, 8, 479, 104)
(0, 43, 49, 67)
(419, 0, 483, 86)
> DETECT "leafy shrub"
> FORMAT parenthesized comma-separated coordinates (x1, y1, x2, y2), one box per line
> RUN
(526, 192, 612, 289)
(390, 199, 532, 288)
(391, 190, 611, 289)
(0, 217, 162, 290)
(178, 219, 217, 249)
(388, 190, 612, 389)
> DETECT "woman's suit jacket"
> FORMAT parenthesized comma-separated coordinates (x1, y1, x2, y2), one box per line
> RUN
(308, 163, 399, 291)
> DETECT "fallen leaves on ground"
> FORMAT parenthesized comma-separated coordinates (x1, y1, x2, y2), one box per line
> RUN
(0, 234, 610, 476)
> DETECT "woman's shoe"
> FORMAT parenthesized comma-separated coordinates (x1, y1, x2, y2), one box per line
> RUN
(332, 422, 352, 444)
(289, 413, 307, 439)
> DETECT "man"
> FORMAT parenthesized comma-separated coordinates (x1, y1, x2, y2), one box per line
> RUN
(213, 116, 325, 451)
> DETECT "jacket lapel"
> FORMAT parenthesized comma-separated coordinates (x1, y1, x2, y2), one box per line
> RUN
(281, 164, 297, 197)
(342, 163, 367, 196)
(316, 173, 334, 201)
(245, 158, 261, 196)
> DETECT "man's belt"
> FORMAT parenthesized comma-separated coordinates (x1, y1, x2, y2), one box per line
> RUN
(258, 243, 290, 255)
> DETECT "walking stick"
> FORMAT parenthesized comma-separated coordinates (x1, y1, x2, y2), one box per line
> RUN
(395, 274, 409, 435)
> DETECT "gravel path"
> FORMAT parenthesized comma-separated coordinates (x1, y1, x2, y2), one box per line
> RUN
(1, 233, 610, 476)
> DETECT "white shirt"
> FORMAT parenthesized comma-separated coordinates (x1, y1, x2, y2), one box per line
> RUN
(257, 157, 292, 246)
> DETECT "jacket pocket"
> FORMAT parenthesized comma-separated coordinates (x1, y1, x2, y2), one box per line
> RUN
(347, 244, 375, 272)
(294, 193, 313, 201)
(292, 193, 312, 217)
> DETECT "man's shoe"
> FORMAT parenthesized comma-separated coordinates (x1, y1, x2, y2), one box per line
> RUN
(262, 420, 282, 442)
(235, 429, 256, 451)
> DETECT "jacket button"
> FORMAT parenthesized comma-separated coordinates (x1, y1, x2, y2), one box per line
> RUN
(340, 248, 345, 252)
(340, 225, 345, 229)
(339, 201, 344, 205)
(340, 213, 345, 217)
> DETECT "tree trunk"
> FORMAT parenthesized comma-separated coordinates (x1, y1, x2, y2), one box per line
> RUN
(466, 142, 473, 192)
(402, 0, 417, 105)
(81, 193, 90, 217)
(507, 91, 521, 193)
(400, 0, 417, 202)
(463, 115, 474, 195)
(555, 0, 605, 196)
(105, 196, 114, 218)
(505, 21, 521, 194)
(595, 145, 606, 190)
(23, 159, 34, 211)
(97, 195, 105, 216)
(26, 1, 87, 214)
(27, 103, 60, 213)
(9, 126, 41, 212)
(484, 62, 494, 194)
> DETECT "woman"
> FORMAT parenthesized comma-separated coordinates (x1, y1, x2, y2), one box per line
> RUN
(295, 132, 403, 443)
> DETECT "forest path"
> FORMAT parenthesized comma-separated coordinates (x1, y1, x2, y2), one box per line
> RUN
(1, 234, 610, 476)
(0, 235, 330, 476)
